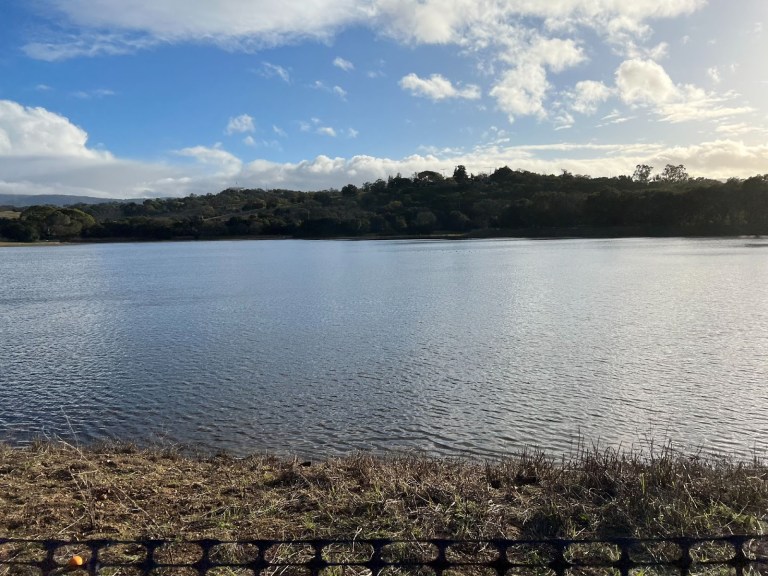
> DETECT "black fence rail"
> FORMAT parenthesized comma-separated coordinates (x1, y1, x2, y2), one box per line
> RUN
(2, 536, 768, 576)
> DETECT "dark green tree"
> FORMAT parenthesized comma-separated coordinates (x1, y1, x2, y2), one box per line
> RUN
(632, 164, 653, 183)
(453, 165, 469, 184)
(660, 164, 689, 182)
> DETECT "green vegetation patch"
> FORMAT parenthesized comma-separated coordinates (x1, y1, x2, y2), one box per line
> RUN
(5, 166, 768, 242)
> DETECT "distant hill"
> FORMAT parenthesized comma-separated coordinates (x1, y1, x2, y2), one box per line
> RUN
(0, 193, 121, 208)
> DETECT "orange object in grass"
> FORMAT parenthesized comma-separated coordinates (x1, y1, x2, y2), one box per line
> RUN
(67, 555, 84, 569)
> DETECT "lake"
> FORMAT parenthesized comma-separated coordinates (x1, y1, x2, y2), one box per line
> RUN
(1, 237, 767, 460)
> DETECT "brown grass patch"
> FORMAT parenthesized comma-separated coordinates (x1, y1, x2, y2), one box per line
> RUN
(0, 441, 766, 542)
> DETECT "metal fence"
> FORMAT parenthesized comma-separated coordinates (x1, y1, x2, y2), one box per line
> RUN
(2, 535, 768, 576)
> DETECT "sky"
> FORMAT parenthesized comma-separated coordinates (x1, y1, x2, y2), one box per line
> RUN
(0, 0, 766, 199)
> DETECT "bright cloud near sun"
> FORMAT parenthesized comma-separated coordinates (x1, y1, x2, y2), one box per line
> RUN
(0, 0, 766, 198)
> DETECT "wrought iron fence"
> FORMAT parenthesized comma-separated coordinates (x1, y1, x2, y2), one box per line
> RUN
(2, 535, 768, 576)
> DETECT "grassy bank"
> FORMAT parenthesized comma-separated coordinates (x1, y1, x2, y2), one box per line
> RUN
(0, 241, 61, 247)
(1, 441, 767, 542)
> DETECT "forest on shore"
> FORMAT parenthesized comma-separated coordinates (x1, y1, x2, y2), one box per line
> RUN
(1, 164, 768, 242)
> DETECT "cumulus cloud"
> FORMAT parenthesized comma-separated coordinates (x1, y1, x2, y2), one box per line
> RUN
(526, 37, 585, 72)
(374, 0, 704, 52)
(26, 0, 706, 66)
(225, 114, 255, 134)
(2, 98, 767, 197)
(568, 80, 614, 115)
(489, 64, 549, 120)
(399, 73, 481, 101)
(176, 143, 243, 177)
(0, 99, 204, 199)
(0, 99, 109, 158)
(230, 138, 768, 190)
(616, 59, 754, 123)
(22, 0, 714, 126)
(616, 59, 678, 105)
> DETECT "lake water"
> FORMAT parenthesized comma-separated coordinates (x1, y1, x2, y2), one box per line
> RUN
(1, 238, 767, 460)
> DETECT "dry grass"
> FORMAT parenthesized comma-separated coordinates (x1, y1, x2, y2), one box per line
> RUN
(3, 440, 768, 576)
(1, 440, 767, 542)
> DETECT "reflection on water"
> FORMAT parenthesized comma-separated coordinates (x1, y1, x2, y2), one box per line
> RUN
(1, 237, 767, 459)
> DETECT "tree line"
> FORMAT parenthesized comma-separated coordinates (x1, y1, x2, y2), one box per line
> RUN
(2, 164, 768, 242)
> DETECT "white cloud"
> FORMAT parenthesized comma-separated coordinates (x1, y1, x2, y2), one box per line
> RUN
(568, 80, 613, 114)
(260, 62, 290, 82)
(553, 111, 575, 130)
(399, 73, 481, 101)
(598, 110, 632, 126)
(715, 123, 758, 136)
(616, 59, 678, 105)
(23, 32, 159, 61)
(22, 0, 716, 126)
(72, 88, 116, 99)
(0, 99, 109, 158)
(2, 98, 767, 197)
(312, 80, 348, 99)
(658, 86, 754, 123)
(273, 125, 287, 137)
(527, 37, 585, 72)
(32, 0, 707, 51)
(226, 114, 255, 134)
(489, 64, 549, 120)
(0, 99, 207, 199)
(232, 139, 768, 190)
(616, 59, 754, 123)
(176, 143, 243, 176)
(299, 117, 339, 137)
(35, 0, 366, 56)
(333, 56, 354, 71)
(29, 0, 707, 65)
(243, 135, 256, 146)
(375, 0, 704, 51)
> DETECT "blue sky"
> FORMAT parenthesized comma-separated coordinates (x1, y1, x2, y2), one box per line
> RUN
(0, 0, 766, 198)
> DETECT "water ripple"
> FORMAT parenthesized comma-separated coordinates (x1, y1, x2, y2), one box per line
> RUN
(1, 238, 768, 460)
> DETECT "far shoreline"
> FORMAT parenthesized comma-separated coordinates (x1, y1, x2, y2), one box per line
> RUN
(2, 227, 766, 248)
(0, 240, 62, 247)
